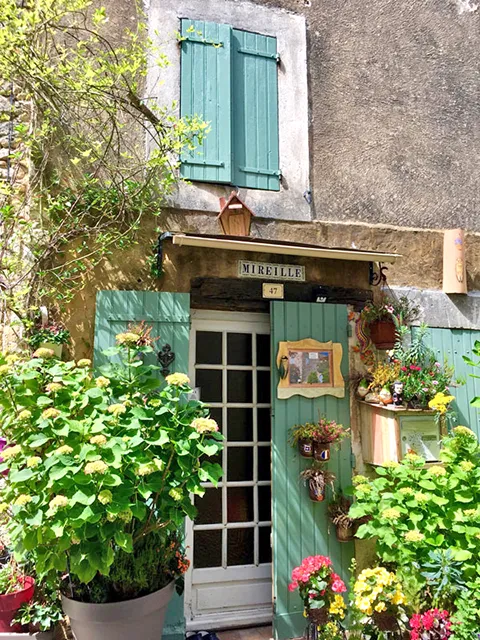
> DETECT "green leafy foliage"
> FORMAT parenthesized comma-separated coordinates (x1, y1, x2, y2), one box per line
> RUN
(0, 337, 223, 598)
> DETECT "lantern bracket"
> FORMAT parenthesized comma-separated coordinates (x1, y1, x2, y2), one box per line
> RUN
(369, 262, 388, 286)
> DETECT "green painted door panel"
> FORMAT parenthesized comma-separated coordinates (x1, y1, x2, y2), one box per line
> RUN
(180, 19, 232, 184)
(270, 302, 353, 640)
(93, 290, 190, 640)
(232, 29, 280, 191)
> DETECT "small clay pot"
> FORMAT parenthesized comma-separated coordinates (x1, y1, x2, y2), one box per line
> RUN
(308, 481, 326, 502)
(298, 438, 314, 458)
(308, 607, 328, 626)
(313, 441, 331, 462)
(373, 611, 398, 632)
(335, 522, 354, 543)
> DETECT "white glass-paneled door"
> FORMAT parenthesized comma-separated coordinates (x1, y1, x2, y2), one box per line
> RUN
(185, 311, 272, 630)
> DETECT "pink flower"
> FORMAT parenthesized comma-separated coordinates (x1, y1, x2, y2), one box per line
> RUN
(288, 582, 298, 592)
(331, 579, 347, 593)
(432, 380, 439, 385)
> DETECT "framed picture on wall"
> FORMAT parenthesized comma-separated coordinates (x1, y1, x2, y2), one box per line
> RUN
(276, 338, 344, 399)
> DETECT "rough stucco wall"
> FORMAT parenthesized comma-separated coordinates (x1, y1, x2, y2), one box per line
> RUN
(248, 0, 480, 231)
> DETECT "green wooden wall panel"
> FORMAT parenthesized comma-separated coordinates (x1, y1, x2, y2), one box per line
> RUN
(270, 302, 353, 640)
(232, 29, 280, 191)
(180, 19, 232, 184)
(93, 290, 191, 640)
(423, 327, 480, 438)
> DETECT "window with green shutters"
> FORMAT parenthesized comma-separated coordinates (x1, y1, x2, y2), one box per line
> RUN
(180, 19, 280, 192)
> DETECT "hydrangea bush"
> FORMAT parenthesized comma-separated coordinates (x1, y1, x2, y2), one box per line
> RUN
(0, 335, 223, 596)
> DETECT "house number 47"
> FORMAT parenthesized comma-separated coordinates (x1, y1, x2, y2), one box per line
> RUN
(262, 283, 285, 299)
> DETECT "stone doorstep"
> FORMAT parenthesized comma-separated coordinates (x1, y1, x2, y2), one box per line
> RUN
(0, 633, 53, 640)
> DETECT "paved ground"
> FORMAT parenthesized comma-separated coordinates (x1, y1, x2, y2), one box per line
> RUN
(218, 626, 272, 640)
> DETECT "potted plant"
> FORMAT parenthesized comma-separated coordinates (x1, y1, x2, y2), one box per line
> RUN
(288, 555, 347, 628)
(327, 493, 355, 542)
(313, 417, 350, 462)
(300, 465, 336, 502)
(0, 329, 223, 640)
(0, 560, 35, 633)
(352, 566, 407, 632)
(409, 609, 452, 640)
(13, 585, 63, 639)
(360, 293, 419, 350)
(289, 422, 317, 457)
(27, 322, 70, 358)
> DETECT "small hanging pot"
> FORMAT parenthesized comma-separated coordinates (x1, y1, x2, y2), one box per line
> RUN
(335, 522, 354, 543)
(308, 478, 326, 502)
(368, 319, 396, 350)
(298, 438, 314, 458)
(313, 441, 331, 462)
(373, 611, 398, 632)
(308, 607, 328, 626)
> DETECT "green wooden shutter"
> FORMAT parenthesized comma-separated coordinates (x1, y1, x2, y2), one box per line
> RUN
(232, 29, 280, 191)
(180, 19, 232, 184)
(270, 302, 353, 640)
(93, 290, 190, 640)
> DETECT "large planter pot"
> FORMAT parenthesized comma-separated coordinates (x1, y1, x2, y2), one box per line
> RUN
(308, 607, 328, 626)
(298, 438, 314, 458)
(368, 320, 396, 350)
(313, 441, 331, 462)
(62, 581, 174, 640)
(38, 342, 63, 358)
(0, 576, 35, 632)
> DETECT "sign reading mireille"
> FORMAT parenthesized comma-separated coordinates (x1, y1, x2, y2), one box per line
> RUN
(238, 260, 305, 282)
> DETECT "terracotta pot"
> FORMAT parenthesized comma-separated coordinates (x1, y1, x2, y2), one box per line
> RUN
(373, 611, 398, 632)
(335, 522, 354, 543)
(368, 320, 396, 350)
(308, 480, 326, 502)
(308, 607, 328, 626)
(0, 576, 35, 632)
(298, 438, 314, 458)
(313, 442, 331, 462)
(62, 581, 174, 640)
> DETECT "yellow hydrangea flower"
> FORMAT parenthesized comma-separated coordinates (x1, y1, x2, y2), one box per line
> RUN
(5, 354, 20, 365)
(137, 462, 156, 476)
(84, 460, 108, 475)
(98, 490, 112, 505)
(116, 332, 140, 346)
(117, 509, 133, 522)
(0, 365, 10, 376)
(90, 435, 107, 446)
(42, 408, 61, 420)
(33, 348, 55, 359)
(108, 404, 126, 416)
(165, 372, 190, 386)
(383, 461, 400, 469)
(404, 452, 424, 463)
(382, 508, 401, 520)
(352, 475, 369, 485)
(460, 460, 475, 472)
(14, 494, 32, 506)
(2, 445, 22, 460)
(404, 530, 425, 542)
(169, 488, 183, 501)
(95, 376, 110, 388)
(0, 503, 9, 513)
(26, 456, 41, 468)
(356, 483, 372, 493)
(76, 359, 91, 368)
(192, 418, 219, 434)
(49, 495, 69, 510)
(399, 487, 414, 495)
(454, 425, 476, 438)
(428, 465, 446, 477)
(18, 410, 32, 421)
(55, 445, 73, 455)
(46, 383, 62, 393)
(414, 492, 429, 502)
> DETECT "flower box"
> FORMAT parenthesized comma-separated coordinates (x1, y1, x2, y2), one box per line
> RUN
(358, 401, 440, 465)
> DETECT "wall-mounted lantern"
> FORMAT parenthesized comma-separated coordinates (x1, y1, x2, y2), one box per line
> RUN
(218, 191, 255, 237)
(443, 229, 467, 294)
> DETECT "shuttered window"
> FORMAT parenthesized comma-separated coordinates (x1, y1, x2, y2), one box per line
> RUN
(180, 19, 280, 192)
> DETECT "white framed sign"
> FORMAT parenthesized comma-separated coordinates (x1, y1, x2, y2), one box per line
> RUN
(238, 260, 305, 281)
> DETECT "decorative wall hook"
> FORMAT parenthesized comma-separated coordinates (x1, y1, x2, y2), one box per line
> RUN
(369, 262, 388, 286)
(158, 344, 175, 377)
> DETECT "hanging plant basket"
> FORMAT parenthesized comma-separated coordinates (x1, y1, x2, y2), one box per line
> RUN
(308, 480, 326, 502)
(298, 438, 314, 458)
(372, 611, 398, 632)
(368, 319, 396, 350)
(335, 522, 354, 543)
(308, 607, 328, 626)
(313, 442, 331, 462)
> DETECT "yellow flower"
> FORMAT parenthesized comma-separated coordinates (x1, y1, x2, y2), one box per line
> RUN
(98, 490, 112, 505)
(0, 503, 9, 513)
(404, 530, 425, 542)
(54, 445, 73, 455)
(116, 332, 140, 346)
(49, 495, 69, 510)
(399, 487, 414, 495)
(383, 461, 400, 469)
(460, 460, 475, 472)
(169, 488, 183, 501)
(84, 460, 108, 475)
(374, 602, 386, 613)
(122, 436, 131, 442)
(392, 590, 405, 605)
(382, 508, 401, 520)
(42, 408, 61, 420)
(106, 513, 117, 522)
(137, 462, 156, 476)
(356, 483, 372, 493)
(454, 425, 476, 438)
(108, 403, 126, 416)
(90, 435, 107, 446)
(165, 372, 190, 386)
(404, 452, 424, 463)
(18, 410, 32, 421)
(0, 365, 10, 376)
(428, 465, 446, 477)
(26, 456, 41, 468)
(95, 376, 110, 388)
(76, 359, 91, 368)
(2, 445, 21, 460)
(414, 492, 429, 502)
(14, 494, 32, 506)
(46, 382, 62, 393)
(352, 475, 369, 485)
(329, 594, 346, 618)
(191, 418, 219, 434)
(33, 348, 55, 359)
(5, 354, 20, 365)
(117, 509, 133, 522)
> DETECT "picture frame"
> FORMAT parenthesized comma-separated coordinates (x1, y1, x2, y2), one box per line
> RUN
(276, 338, 344, 399)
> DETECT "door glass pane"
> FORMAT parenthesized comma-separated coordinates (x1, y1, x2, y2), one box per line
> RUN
(257, 408, 271, 442)
(194, 530, 222, 568)
(195, 488, 223, 525)
(228, 447, 253, 481)
(227, 487, 254, 522)
(196, 331, 222, 365)
(259, 526, 272, 564)
(227, 528, 254, 566)
(258, 485, 271, 522)
(258, 445, 271, 481)
(227, 333, 252, 365)
(208, 407, 223, 434)
(228, 408, 253, 442)
(227, 370, 253, 403)
(256, 333, 270, 367)
(257, 370, 271, 404)
(196, 369, 222, 403)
